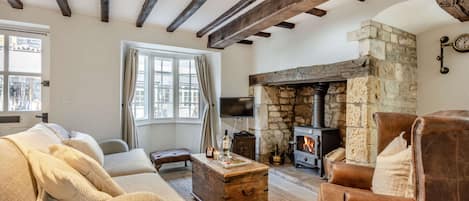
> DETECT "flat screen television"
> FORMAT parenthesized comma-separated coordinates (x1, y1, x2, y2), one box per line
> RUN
(220, 97, 254, 118)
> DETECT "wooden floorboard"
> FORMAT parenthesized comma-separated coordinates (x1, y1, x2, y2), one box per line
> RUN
(159, 163, 319, 201)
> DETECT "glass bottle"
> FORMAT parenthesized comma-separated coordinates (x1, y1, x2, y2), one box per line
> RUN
(222, 130, 231, 158)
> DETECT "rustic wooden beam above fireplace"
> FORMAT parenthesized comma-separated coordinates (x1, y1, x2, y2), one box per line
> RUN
(249, 57, 370, 86)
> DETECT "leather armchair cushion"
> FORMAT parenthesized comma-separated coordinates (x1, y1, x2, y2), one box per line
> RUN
(328, 162, 374, 190)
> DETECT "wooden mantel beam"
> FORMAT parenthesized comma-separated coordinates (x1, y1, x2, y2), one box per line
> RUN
(56, 0, 72, 17)
(197, 0, 256, 38)
(101, 0, 109, 22)
(136, 0, 158, 27)
(249, 57, 370, 86)
(8, 0, 23, 9)
(208, 0, 328, 49)
(167, 0, 207, 32)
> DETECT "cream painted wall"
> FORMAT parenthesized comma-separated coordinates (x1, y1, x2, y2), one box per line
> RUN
(0, 3, 253, 152)
(416, 22, 469, 114)
(252, 0, 404, 73)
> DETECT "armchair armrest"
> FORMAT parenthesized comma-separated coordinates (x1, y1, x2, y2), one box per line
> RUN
(329, 162, 374, 190)
(99, 139, 129, 155)
(345, 191, 414, 201)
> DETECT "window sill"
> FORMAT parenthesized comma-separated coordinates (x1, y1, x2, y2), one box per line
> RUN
(136, 120, 201, 127)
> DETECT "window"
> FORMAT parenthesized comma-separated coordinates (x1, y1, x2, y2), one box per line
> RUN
(132, 51, 201, 123)
(0, 34, 43, 112)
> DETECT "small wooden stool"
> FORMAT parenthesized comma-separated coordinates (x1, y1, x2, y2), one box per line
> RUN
(149, 148, 191, 171)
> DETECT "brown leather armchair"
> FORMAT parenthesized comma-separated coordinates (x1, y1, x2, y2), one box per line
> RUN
(318, 111, 469, 201)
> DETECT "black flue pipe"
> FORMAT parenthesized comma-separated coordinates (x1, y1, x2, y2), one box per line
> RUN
(312, 82, 329, 128)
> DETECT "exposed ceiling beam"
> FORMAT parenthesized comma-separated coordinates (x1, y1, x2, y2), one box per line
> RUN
(274, 22, 295, 29)
(305, 8, 327, 17)
(237, 40, 253, 45)
(254, 32, 271, 38)
(101, 0, 109, 22)
(7, 0, 23, 9)
(56, 0, 72, 17)
(196, 0, 257, 38)
(136, 0, 158, 27)
(208, 0, 328, 49)
(167, 0, 207, 32)
(436, 0, 469, 22)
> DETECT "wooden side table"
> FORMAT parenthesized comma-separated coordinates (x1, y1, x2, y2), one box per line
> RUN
(191, 153, 269, 201)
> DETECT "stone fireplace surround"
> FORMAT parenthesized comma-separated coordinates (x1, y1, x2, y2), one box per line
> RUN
(249, 20, 417, 166)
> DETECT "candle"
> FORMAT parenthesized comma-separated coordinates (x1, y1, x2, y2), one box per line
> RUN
(213, 150, 220, 160)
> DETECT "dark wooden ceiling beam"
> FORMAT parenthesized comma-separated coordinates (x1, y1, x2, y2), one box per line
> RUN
(274, 22, 295, 29)
(197, 0, 257, 38)
(237, 40, 253, 45)
(254, 32, 271, 38)
(305, 8, 327, 17)
(136, 0, 158, 27)
(208, 0, 328, 49)
(436, 0, 469, 22)
(7, 0, 23, 9)
(101, 0, 109, 22)
(167, 0, 207, 32)
(56, 0, 72, 17)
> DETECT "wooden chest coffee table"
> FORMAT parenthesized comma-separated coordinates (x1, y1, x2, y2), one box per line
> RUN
(191, 153, 269, 201)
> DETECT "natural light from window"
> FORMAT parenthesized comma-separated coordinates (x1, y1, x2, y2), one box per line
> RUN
(0, 34, 42, 112)
(132, 50, 201, 123)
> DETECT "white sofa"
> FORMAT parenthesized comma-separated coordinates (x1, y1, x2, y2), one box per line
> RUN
(0, 123, 185, 201)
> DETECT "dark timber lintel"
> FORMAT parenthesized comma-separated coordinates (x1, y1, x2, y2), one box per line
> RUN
(249, 57, 370, 86)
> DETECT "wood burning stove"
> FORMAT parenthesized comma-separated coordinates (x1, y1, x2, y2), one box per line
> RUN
(293, 83, 341, 177)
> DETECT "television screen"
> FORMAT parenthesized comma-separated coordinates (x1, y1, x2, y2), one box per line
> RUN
(220, 97, 254, 117)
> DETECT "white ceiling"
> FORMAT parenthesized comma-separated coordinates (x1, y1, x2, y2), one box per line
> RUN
(17, 0, 350, 35)
(14, 0, 461, 37)
(373, 0, 458, 34)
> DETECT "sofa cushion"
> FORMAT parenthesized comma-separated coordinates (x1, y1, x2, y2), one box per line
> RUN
(104, 148, 156, 177)
(44, 123, 71, 140)
(28, 149, 112, 201)
(109, 192, 164, 201)
(0, 139, 37, 201)
(113, 173, 184, 201)
(64, 131, 104, 165)
(50, 144, 125, 197)
(372, 133, 413, 198)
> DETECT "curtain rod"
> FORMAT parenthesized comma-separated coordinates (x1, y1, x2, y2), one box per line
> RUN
(0, 27, 49, 36)
(134, 47, 203, 57)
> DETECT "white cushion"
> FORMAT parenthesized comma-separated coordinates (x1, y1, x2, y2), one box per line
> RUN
(27, 149, 112, 201)
(104, 148, 156, 177)
(113, 173, 184, 201)
(372, 132, 414, 198)
(44, 123, 71, 139)
(50, 144, 125, 197)
(109, 192, 164, 201)
(64, 131, 104, 165)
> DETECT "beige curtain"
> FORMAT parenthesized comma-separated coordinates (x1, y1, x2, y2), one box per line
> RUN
(195, 55, 218, 152)
(122, 48, 139, 149)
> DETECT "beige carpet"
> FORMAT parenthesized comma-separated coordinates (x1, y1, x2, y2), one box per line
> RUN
(159, 164, 318, 201)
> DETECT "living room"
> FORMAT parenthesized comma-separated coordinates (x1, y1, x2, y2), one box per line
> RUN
(0, 0, 468, 201)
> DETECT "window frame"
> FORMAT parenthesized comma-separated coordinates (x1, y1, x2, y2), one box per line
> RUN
(135, 50, 203, 125)
(0, 30, 45, 113)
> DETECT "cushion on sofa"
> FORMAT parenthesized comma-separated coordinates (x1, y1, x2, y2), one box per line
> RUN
(6, 124, 62, 153)
(44, 123, 71, 140)
(104, 148, 156, 177)
(109, 192, 164, 201)
(64, 131, 104, 165)
(0, 139, 37, 201)
(113, 173, 184, 201)
(28, 150, 112, 201)
(50, 144, 125, 197)
(372, 132, 414, 198)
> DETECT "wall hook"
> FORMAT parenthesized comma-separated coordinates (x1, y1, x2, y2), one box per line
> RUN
(436, 36, 451, 74)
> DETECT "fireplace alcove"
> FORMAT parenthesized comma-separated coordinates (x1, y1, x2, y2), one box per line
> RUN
(249, 20, 418, 166)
